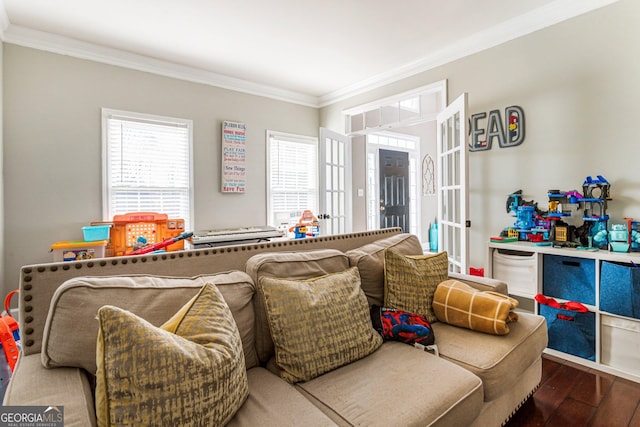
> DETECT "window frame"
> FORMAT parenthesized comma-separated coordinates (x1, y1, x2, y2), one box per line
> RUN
(101, 108, 194, 230)
(265, 130, 319, 230)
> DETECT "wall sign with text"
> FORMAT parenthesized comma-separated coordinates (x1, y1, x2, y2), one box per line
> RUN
(469, 106, 525, 152)
(221, 121, 246, 193)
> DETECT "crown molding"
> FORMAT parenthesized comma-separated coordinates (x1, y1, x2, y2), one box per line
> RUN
(2, 24, 320, 107)
(0, 0, 619, 109)
(317, 0, 620, 107)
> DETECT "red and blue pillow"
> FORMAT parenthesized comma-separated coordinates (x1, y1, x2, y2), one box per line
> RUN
(370, 305, 434, 346)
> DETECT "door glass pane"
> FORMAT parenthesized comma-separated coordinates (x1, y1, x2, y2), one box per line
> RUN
(399, 97, 420, 122)
(325, 137, 332, 163)
(326, 164, 332, 189)
(350, 113, 364, 133)
(381, 103, 399, 125)
(365, 109, 381, 129)
(338, 141, 344, 166)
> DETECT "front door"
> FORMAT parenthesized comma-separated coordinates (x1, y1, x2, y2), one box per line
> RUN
(379, 149, 410, 232)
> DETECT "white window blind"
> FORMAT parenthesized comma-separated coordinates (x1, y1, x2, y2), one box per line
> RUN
(266, 131, 318, 228)
(102, 109, 193, 229)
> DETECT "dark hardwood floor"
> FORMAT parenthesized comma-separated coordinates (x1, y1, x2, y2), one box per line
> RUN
(505, 354, 640, 427)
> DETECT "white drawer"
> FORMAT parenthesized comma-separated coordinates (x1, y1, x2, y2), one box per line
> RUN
(601, 315, 640, 376)
(492, 249, 538, 298)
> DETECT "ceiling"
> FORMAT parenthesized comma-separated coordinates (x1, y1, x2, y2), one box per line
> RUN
(0, 0, 618, 107)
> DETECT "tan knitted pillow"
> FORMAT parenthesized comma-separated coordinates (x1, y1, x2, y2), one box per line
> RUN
(259, 267, 382, 384)
(433, 279, 519, 335)
(383, 249, 449, 323)
(95, 284, 248, 426)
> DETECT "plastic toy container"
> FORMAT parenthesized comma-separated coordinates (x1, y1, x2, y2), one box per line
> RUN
(51, 240, 108, 262)
(82, 225, 111, 242)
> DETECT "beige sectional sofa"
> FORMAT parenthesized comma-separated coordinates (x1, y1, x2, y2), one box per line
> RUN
(5, 228, 547, 426)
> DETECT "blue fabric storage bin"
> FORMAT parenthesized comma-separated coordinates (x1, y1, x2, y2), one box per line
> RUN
(543, 254, 595, 305)
(600, 261, 640, 319)
(539, 303, 595, 361)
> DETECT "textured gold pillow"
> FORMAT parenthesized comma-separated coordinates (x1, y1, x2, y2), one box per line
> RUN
(259, 267, 382, 384)
(433, 279, 519, 335)
(95, 284, 248, 426)
(383, 249, 449, 323)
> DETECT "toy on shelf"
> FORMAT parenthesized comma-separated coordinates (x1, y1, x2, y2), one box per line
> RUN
(127, 232, 193, 256)
(608, 224, 630, 253)
(288, 210, 320, 239)
(503, 190, 550, 242)
(94, 212, 187, 257)
(498, 175, 617, 250)
(625, 218, 640, 251)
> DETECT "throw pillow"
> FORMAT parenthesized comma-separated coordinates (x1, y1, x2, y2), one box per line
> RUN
(383, 249, 449, 323)
(433, 279, 519, 335)
(370, 305, 435, 346)
(258, 267, 382, 384)
(95, 283, 248, 426)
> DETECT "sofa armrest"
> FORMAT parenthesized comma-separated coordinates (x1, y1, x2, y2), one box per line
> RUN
(448, 272, 508, 295)
(4, 354, 96, 427)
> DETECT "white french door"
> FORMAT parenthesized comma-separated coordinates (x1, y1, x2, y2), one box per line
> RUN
(319, 128, 352, 235)
(436, 93, 469, 273)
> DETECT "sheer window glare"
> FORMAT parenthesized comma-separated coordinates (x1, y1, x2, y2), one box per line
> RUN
(267, 131, 318, 229)
(102, 109, 193, 230)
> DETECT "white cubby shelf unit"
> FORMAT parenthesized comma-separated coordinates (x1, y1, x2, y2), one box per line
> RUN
(487, 241, 640, 383)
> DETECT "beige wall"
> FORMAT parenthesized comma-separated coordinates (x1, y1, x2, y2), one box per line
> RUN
(2, 45, 318, 294)
(321, 0, 640, 272)
(3, 0, 638, 293)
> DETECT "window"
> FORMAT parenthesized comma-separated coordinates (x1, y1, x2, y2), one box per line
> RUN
(102, 109, 193, 229)
(266, 131, 318, 229)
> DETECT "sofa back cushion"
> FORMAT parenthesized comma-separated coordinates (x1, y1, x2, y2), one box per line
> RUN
(245, 249, 350, 364)
(42, 271, 257, 374)
(345, 233, 424, 306)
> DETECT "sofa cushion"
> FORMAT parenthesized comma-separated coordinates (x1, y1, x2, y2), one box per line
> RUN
(228, 368, 337, 426)
(246, 249, 351, 364)
(432, 311, 548, 401)
(42, 271, 257, 374)
(345, 233, 424, 306)
(95, 283, 248, 426)
(3, 354, 96, 427)
(433, 279, 519, 335)
(296, 341, 483, 427)
(258, 267, 382, 383)
(384, 249, 449, 323)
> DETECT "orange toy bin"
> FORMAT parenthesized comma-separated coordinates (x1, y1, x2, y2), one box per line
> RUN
(101, 212, 186, 257)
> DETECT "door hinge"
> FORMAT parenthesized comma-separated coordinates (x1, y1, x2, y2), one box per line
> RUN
(466, 220, 471, 228)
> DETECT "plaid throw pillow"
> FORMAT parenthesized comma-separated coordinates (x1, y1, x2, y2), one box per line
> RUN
(433, 279, 519, 335)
